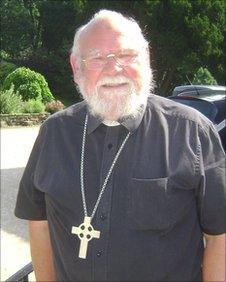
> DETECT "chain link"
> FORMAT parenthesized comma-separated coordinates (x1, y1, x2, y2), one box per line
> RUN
(80, 114, 131, 220)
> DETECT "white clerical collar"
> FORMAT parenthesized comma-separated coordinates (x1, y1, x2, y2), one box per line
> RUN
(102, 120, 120, 127)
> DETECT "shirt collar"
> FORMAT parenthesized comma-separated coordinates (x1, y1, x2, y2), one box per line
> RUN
(87, 111, 103, 134)
(86, 103, 146, 135)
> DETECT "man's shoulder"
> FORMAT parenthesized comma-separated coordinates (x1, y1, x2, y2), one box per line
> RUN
(146, 95, 212, 129)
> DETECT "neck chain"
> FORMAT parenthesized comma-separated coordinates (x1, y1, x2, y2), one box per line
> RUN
(71, 114, 131, 259)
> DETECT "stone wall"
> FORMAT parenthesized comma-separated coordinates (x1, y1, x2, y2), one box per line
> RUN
(0, 113, 50, 127)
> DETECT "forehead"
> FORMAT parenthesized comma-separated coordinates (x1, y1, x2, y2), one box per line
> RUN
(79, 21, 144, 56)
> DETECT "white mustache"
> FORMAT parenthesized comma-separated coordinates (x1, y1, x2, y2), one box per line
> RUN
(97, 76, 132, 87)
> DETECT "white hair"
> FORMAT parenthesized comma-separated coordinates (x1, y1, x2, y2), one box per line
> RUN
(71, 9, 149, 57)
(71, 10, 154, 121)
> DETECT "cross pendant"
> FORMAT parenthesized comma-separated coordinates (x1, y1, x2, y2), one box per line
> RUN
(71, 216, 100, 259)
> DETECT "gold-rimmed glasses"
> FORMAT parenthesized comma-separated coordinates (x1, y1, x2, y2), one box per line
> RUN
(82, 52, 139, 70)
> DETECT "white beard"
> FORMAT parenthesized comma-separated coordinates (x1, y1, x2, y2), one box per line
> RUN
(77, 67, 153, 121)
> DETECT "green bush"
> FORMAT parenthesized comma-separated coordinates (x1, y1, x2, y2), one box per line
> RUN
(0, 61, 18, 85)
(0, 84, 23, 114)
(22, 99, 46, 113)
(3, 67, 54, 103)
(192, 67, 218, 85)
(45, 100, 65, 114)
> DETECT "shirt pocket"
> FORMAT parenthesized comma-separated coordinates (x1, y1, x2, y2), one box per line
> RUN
(128, 177, 195, 233)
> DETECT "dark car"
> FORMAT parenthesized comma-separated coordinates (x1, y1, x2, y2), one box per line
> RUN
(172, 85, 226, 97)
(168, 93, 226, 151)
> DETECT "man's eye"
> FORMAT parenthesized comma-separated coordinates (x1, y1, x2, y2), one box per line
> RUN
(118, 54, 132, 59)
(91, 57, 104, 62)
(118, 54, 136, 62)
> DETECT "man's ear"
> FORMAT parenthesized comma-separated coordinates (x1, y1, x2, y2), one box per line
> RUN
(70, 53, 79, 83)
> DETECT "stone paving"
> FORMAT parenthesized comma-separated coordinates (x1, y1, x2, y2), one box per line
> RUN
(1, 126, 40, 281)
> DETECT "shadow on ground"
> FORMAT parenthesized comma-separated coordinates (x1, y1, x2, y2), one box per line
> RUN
(1, 167, 29, 241)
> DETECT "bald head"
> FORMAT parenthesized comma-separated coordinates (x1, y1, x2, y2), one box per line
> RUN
(71, 10, 148, 57)
(70, 9, 153, 122)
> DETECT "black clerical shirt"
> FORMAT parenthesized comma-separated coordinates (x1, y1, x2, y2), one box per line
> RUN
(15, 95, 226, 281)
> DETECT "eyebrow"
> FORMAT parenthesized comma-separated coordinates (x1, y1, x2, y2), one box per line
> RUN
(83, 49, 101, 58)
(84, 49, 138, 58)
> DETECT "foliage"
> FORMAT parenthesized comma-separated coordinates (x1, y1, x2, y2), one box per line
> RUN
(138, 0, 226, 94)
(0, 0, 41, 59)
(0, 61, 18, 84)
(0, 84, 23, 114)
(1, 0, 225, 97)
(0, 50, 10, 60)
(192, 67, 217, 85)
(45, 100, 65, 114)
(22, 99, 45, 113)
(3, 67, 54, 103)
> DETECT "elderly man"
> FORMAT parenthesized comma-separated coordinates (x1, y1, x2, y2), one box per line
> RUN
(15, 10, 225, 282)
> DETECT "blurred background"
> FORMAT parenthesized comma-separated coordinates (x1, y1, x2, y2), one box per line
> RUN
(1, 0, 225, 107)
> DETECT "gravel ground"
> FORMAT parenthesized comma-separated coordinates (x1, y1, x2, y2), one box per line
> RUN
(1, 126, 40, 281)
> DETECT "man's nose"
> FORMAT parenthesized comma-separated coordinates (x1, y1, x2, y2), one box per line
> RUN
(102, 57, 123, 74)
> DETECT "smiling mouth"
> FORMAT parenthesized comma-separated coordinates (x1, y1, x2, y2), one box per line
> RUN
(101, 83, 129, 88)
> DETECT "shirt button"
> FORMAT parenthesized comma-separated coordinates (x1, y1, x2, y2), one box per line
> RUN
(108, 143, 113, 149)
(100, 213, 106, 220)
(97, 251, 102, 257)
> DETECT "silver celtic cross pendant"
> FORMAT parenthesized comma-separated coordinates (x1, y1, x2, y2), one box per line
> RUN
(71, 216, 100, 259)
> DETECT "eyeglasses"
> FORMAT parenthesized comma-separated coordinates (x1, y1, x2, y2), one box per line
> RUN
(82, 52, 139, 70)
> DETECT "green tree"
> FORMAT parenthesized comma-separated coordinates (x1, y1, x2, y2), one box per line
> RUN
(0, 0, 42, 60)
(192, 67, 217, 85)
(140, 0, 225, 95)
(0, 61, 18, 84)
(1, 0, 225, 99)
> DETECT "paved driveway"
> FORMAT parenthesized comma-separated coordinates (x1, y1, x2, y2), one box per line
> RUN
(1, 126, 40, 281)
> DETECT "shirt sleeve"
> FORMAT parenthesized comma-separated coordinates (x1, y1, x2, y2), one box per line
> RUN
(197, 122, 226, 235)
(14, 123, 48, 220)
